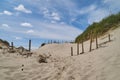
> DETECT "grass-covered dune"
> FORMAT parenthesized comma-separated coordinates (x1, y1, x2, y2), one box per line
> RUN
(75, 12, 120, 43)
(0, 39, 9, 48)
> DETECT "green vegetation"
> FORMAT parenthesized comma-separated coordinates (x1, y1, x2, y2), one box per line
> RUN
(0, 39, 10, 46)
(0, 46, 2, 49)
(75, 12, 120, 43)
(41, 43, 46, 47)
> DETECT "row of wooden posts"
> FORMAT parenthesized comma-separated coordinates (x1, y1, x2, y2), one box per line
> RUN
(10, 39, 73, 52)
(46, 40, 74, 44)
(10, 39, 74, 53)
(10, 40, 31, 52)
(9, 33, 111, 55)
(71, 34, 111, 56)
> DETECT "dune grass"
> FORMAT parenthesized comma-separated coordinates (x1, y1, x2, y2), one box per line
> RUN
(75, 12, 120, 43)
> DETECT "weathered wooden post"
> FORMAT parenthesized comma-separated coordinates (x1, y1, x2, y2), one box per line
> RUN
(51, 40, 52, 44)
(58, 40, 59, 44)
(11, 42, 13, 50)
(81, 39, 84, 54)
(71, 47, 73, 56)
(96, 33, 98, 49)
(22, 48, 24, 52)
(77, 43, 79, 55)
(29, 40, 31, 52)
(48, 40, 50, 44)
(108, 34, 111, 42)
(89, 31, 92, 52)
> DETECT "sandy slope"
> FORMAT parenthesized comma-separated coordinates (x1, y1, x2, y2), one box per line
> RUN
(0, 27, 120, 80)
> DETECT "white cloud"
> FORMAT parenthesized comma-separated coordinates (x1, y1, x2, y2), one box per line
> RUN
(80, 5, 97, 14)
(43, 8, 49, 15)
(42, 8, 61, 21)
(15, 37, 22, 40)
(27, 0, 77, 15)
(79, 0, 120, 25)
(87, 9, 109, 24)
(79, 4, 109, 24)
(4, 11, 13, 15)
(23, 23, 82, 40)
(103, 0, 120, 14)
(2, 24, 9, 27)
(42, 8, 50, 19)
(28, 0, 78, 22)
(14, 4, 32, 13)
(21, 22, 32, 27)
(0, 24, 10, 30)
(51, 12, 61, 21)
(2, 24, 10, 28)
(51, 21, 56, 24)
(60, 22, 65, 24)
(26, 29, 34, 33)
(0, 10, 13, 15)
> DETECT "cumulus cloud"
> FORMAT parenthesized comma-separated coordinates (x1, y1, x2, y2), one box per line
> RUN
(51, 12, 61, 21)
(43, 8, 49, 15)
(21, 22, 32, 27)
(0, 24, 10, 30)
(2, 24, 10, 28)
(2, 24, 9, 27)
(0, 10, 13, 15)
(42, 8, 61, 21)
(14, 4, 32, 13)
(26, 29, 34, 33)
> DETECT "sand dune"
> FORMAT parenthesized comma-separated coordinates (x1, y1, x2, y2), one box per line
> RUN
(0, 27, 120, 80)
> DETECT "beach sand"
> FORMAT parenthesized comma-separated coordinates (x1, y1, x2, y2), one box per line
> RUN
(0, 27, 120, 80)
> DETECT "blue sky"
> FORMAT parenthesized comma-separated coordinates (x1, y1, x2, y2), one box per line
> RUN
(0, 0, 120, 49)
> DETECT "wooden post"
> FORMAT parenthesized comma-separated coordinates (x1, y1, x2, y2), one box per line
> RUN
(48, 40, 50, 44)
(11, 42, 13, 50)
(77, 43, 79, 55)
(29, 40, 31, 52)
(108, 34, 111, 42)
(96, 34, 98, 49)
(81, 39, 84, 54)
(22, 48, 24, 52)
(71, 47, 73, 56)
(58, 40, 59, 44)
(51, 40, 52, 44)
(89, 31, 92, 52)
